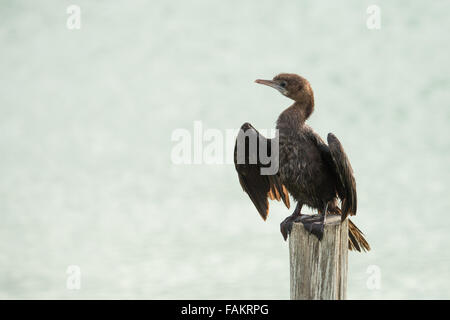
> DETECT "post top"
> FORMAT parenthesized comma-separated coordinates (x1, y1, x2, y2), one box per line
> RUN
(296, 213, 342, 226)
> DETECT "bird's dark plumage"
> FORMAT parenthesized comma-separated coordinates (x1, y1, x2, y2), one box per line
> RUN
(327, 133, 357, 220)
(234, 73, 370, 252)
(234, 122, 290, 220)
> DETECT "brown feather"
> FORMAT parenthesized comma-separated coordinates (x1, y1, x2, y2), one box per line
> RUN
(234, 123, 290, 221)
(327, 133, 357, 220)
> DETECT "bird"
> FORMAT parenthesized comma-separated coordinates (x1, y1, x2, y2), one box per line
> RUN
(233, 73, 370, 252)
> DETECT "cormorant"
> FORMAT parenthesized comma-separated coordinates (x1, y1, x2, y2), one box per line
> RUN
(234, 73, 370, 251)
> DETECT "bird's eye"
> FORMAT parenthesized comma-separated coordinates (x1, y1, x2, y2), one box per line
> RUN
(280, 81, 287, 88)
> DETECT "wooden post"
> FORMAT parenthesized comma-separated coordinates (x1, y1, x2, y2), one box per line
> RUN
(288, 214, 348, 300)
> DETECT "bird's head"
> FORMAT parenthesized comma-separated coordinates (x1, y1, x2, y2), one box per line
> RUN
(255, 73, 313, 105)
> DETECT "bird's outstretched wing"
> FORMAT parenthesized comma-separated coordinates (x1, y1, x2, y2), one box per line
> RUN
(327, 133, 357, 220)
(234, 122, 290, 220)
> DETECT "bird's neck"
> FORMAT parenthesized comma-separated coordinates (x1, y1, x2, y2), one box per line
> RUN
(276, 99, 314, 132)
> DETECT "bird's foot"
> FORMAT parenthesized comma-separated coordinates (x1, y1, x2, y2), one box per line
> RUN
(280, 213, 303, 241)
(298, 214, 325, 240)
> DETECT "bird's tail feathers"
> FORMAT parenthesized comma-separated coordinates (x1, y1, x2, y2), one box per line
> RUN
(348, 220, 370, 252)
(329, 205, 370, 252)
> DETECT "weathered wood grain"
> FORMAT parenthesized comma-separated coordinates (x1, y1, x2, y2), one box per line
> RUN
(289, 214, 348, 300)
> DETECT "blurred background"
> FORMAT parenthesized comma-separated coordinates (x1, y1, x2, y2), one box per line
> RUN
(0, 0, 449, 299)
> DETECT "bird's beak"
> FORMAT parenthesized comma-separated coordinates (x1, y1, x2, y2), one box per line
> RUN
(255, 79, 287, 95)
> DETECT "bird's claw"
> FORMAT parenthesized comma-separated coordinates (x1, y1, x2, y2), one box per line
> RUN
(280, 214, 303, 241)
(299, 214, 325, 240)
(302, 220, 325, 240)
(280, 216, 293, 241)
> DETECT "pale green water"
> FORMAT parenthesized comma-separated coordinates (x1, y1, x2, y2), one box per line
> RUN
(0, 1, 449, 299)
